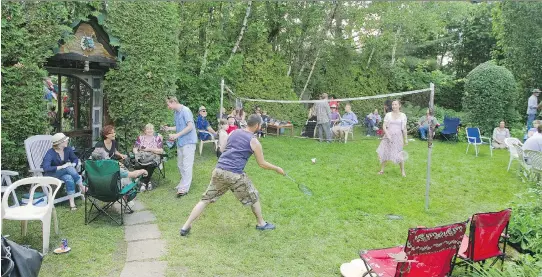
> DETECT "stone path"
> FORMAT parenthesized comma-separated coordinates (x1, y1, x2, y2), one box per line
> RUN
(118, 201, 168, 277)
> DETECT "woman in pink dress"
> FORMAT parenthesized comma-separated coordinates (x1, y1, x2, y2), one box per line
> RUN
(377, 100, 408, 177)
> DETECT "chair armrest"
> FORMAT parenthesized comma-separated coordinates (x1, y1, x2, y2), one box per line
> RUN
(29, 169, 44, 176)
(199, 130, 216, 140)
(1, 170, 18, 176)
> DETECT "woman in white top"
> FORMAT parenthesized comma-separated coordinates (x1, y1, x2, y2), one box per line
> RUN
(376, 100, 408, 177)
(492, 121, 510, 149)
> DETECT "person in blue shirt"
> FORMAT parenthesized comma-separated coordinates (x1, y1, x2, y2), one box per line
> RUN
(41, 133, 85, 210)
(196, 105, 217, 141)
(162, 96, 197, 197)
(332, 103, 358, 141)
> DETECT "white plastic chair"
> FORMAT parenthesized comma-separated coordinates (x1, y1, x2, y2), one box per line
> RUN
(24, 135, 83, 204)
(1, 170, 20, 207)
(343, 125, 356, 143)
(504, 138, 522, 171)
(197, 130, 218, 156)
(1, 177, 62, 254)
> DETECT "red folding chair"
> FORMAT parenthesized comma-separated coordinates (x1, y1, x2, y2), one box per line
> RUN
(456, 209, 511, 268)
(359, 221, 467, 277)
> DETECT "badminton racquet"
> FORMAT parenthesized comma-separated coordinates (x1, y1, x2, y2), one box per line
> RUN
(285, 173, 313, 196)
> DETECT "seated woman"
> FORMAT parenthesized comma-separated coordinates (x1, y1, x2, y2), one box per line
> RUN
(133, 123, 164, 191)
(492, 120, 510, 149)
(41, 133, 85, 211)
(95, 125, 127, 160)
(196, 106, 217, 141)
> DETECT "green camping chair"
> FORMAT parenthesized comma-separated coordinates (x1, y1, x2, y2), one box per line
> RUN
(84, 159, 138, 225)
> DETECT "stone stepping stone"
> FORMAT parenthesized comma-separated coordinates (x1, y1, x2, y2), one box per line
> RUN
(126, 239, 166, 262)
(125, 224, 161, 242)
(120, 261, 167, 277)
(124, 211, 156, 226)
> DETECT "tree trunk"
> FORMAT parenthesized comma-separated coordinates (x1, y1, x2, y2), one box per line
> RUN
(200, 7, 215, 76)
(298, 2, 339, 100)
(299, 48, 320, 100)
(391, 27, 401, 66)
(227, 1, 252, 64)
(366, 46, 376, 69)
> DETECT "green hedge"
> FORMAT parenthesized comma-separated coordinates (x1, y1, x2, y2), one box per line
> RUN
(104, 2, 180, 149)
(462, 61, 519, 135)
(1, 2, 72, 173)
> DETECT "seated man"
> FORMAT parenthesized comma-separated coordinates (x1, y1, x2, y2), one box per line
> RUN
(332, 103, 358, 141)
(366, 109, 381, 136)
(418, 109, 438, 140)
(523, 124, 542, 152)
(196, 106, 217, 141)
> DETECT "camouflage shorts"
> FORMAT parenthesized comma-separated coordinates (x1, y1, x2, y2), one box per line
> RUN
(201, 168, 259, 206)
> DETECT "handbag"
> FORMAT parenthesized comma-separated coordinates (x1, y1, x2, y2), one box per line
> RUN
(135, 151, 160, 166)
(1, 236, 42, 277)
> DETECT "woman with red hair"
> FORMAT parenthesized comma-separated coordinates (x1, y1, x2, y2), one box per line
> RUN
(95, 125, 127, 160)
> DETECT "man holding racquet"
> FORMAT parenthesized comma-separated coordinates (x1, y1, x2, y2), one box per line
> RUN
(180, 114, 285, 236)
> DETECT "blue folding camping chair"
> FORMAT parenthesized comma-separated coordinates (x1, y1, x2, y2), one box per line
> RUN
(441, 116, 461, 141)
(466, 127, 493, 157)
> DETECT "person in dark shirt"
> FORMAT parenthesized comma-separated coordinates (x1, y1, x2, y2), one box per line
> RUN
(94, 125, 127, 160)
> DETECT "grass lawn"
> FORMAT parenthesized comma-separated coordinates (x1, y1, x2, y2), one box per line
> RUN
(140, 132, 524, 277)
(1, 131, 525, 276)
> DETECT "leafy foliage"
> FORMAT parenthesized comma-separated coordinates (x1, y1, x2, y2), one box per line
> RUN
(508, 186, 542, 256)
(1, 2, 73, 173)
(462, 61, 518, 135)
(104, 2, 180, 148)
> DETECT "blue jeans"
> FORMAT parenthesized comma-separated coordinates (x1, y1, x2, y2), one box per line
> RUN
(527, 114, 536, 129)
(366, 120, 376, 136)
(45, 167, 82, 195)
(419, 126, 429, 139)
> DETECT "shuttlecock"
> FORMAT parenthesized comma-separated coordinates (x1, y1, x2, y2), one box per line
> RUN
(311, 158, 316, 164)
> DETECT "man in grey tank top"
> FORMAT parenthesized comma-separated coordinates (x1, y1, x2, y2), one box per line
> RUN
(180, 114, 285, 236)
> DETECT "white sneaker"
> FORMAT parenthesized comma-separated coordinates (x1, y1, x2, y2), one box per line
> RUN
(366, 135, 370, 137)
(147, 182, 153, 191)
(140, 185, 146, 192)
(159, 163, 163, 170)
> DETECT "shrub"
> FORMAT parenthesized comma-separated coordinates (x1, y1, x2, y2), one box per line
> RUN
(104, 2, 180, 149)
(462, 61, 519, 135)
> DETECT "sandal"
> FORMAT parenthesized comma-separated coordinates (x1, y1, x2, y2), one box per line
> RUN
(176, 191, 188, 198)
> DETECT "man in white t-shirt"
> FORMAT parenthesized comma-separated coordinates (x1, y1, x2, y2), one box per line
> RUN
(523, 125, 542, 152)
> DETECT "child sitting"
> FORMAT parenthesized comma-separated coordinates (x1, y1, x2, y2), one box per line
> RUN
(217, 119, 229, 158)
(226, 115, 238, 134)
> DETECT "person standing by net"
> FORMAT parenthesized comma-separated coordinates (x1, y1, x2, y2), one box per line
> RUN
(315, 93, 332, 143)
(179, 114, 285, 236)
(377, 100, 408, 177)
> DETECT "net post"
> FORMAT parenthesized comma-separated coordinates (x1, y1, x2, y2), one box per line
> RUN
(425, 83, 435, 211)
(220, 78, 225, 119)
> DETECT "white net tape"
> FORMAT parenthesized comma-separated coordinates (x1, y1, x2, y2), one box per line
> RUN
(224, 85, 431, 104)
